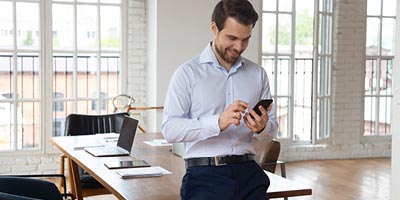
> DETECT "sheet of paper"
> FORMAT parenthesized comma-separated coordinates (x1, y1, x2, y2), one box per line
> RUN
(115, 166, 172, 179)
(143, 139, 172, 147)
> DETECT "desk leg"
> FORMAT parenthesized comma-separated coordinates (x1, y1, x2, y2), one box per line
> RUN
(69, 158, 83, 200)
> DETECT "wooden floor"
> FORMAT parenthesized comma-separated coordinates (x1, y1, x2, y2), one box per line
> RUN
(56, 158, 390, 200)
(274, 157, 390, 200)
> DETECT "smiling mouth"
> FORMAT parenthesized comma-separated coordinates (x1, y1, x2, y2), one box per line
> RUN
(228, 49, 240, 57)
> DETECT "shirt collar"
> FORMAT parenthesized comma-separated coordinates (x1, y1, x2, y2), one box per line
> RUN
(199, 42, 245, 72)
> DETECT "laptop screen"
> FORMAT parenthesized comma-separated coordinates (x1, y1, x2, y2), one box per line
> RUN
(117, 116, 139, 152)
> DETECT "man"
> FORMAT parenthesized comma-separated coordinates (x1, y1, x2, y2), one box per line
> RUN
(162, 0, 278, 199)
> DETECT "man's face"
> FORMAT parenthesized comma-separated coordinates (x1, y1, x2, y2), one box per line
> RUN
(212, 17, 253, 65)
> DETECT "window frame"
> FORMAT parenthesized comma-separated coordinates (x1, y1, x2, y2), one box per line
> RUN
(261, 0, 333, 145)
(0, 0, 127, 155)
(363, 0, 395, 139)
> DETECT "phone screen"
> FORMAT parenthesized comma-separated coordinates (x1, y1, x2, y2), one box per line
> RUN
(251, 99, 273, 117)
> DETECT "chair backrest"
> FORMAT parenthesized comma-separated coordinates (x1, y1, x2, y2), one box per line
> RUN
(64, 112, 128, 136)
(257, 140, 281, 173)
(0, 177, 63, 200)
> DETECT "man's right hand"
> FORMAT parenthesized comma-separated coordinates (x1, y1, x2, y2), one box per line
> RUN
(218, 100, 249, 131)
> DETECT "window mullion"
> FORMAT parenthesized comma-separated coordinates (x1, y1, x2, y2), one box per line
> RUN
(97, 2, 101, 113)
(311, 0, 320, 143)
(289, 0, 295, 142)
(73, 2, 78, 112)
(12, 0, 18, 150)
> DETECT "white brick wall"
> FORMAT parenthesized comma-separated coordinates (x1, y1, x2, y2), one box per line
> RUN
(0, 155, 60, 175)
(126, 0, 149, 130)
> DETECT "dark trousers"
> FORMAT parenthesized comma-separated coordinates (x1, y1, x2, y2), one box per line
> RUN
(180, 160, 270, 200)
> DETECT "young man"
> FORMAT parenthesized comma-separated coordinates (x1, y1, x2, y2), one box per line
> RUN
(162, 0, 278, 199)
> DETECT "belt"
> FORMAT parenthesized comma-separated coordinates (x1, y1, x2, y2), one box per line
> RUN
(185, 154, 255, 168)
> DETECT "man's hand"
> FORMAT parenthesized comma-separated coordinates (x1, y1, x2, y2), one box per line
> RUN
(244, 104, 271, 133)
(218, 100, 249, 131)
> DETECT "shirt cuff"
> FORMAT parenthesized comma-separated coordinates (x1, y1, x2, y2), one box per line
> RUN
(254, 121, 274, 141)
(199, 114, 221, 138)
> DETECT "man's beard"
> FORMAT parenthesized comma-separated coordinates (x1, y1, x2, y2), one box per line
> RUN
(215, 42, 241, 64)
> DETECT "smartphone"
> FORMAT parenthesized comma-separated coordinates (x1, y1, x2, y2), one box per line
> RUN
(104, 160, 151, 169)
(250, 99, 273, 118)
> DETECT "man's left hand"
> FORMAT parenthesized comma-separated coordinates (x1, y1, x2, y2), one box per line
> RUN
(244, 104, 270, 133)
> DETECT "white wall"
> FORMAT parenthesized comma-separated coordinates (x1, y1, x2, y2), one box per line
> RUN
(391, 1, 400, 199)
(147, 0, 261, 132)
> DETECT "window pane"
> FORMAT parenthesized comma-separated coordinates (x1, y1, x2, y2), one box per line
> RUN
(0, 2, 13, 49)
(276, 57, 290, 96)
(17, 54, 40, 99)
(0, 102, 13, 150)
(364, 97, 376, 135)
(277, 14, 291, 54)
(381, 18, 395, 56)
(17, 2, 39, 50)
(53, 101, 73, 136)
(77, 54, 97, 98)
(78, 0, 98, 3)
(379, 59, 393, 95)
(100, 6, 120, 50)
(263, 0, 277, 11)
(277, 97, 289, 138)
(0, 54, 14, 96)
(18, 102, 40, 149)
(365, 58, 378, 94)
(53, 4, 74, 50)
(262, 56, 275, 95)
(323, 57, 331, 94)
(100, 54, 120, 98)
(317, 98, 330, 139)
(53, 54, 74, 98)
(77, 100, 98, 115)
(77, 5, 98, 50)
(279, 0, 292, 12)
(100, 0, 121, 4)
(366, 18, 379, 56)
(262, 13, 276, 54)
(378, 97, 391, 135)
(295, 2, 314, 47)
(382, 0, 396, 16)
(367, 0, 381, 15)
(294, 58, 312, 142)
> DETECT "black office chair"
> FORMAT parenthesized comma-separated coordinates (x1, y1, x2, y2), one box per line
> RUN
(0, 176, 66, 200)
(60, 112, 128, 189)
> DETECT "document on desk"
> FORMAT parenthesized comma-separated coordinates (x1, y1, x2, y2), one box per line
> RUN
(115, 166, 172, 179)
(72, 133, 118, 150)
(143, 139, 172, 147)
(73, 140, 105, 150)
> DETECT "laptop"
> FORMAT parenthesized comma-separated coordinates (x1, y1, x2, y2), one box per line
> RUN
(84, 116, 138, 157)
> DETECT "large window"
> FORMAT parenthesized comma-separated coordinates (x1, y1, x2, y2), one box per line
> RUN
(0, 0, 125, 152)
(262, 0, 332, 143)
(364, 0, 396, 136)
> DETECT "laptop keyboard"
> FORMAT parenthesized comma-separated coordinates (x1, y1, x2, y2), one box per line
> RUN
(100, 147, 125, 153)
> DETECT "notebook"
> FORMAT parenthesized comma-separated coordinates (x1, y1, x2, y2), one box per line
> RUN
(84, 116, 138, 157)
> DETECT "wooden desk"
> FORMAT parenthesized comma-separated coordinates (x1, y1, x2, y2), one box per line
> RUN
(50, 133, 311, 200)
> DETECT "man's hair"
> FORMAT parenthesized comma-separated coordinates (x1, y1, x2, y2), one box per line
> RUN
(211, 0, 259, 31)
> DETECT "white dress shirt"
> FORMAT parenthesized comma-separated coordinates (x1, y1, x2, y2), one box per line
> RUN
(161, 43, 278, 159)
